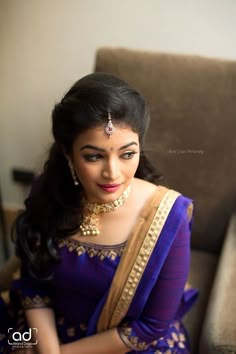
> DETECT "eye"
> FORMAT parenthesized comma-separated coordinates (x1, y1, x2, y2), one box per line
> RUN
(121, 151, 138, 160)
(83, 153, 103, 162)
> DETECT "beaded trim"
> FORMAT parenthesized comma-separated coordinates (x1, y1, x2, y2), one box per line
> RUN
(57, 239, 126, 261)
(118, 326, 148, 351)
(117, 320, 189, 352)
(22, 295, 52, 309)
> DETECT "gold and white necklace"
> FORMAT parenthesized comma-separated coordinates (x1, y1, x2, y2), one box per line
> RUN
(80, 186, 131, 236)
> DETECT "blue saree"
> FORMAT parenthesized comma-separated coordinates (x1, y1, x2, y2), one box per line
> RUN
(0, 187, 198, 353)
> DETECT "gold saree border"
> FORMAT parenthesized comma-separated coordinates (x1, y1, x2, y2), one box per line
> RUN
(97, 188, 181, 332)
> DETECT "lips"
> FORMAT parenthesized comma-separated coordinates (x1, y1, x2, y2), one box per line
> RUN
(97, 183, 121, 193)
(98, 184, 120, 188)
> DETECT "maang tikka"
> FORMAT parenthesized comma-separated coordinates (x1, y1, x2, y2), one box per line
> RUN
(104, 110, 115, 138)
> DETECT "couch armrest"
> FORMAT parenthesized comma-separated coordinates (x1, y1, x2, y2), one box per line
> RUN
(199, 212, 236, 354)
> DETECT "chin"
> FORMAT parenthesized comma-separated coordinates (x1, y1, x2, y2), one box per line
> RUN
(85, 183, 129, 203)
(98, 191, 120, 202)
(85, 191, 116, 203)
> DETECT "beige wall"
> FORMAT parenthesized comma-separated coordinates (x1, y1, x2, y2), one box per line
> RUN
(1, 0, 236, 208)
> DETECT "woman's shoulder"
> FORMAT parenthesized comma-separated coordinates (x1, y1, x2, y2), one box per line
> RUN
(133, 177, 167, 193)
(133, 179, 193, 221)
(133, 178, 172, 202)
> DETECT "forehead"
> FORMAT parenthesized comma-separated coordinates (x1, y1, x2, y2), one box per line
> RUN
(73, 125, 139, 149)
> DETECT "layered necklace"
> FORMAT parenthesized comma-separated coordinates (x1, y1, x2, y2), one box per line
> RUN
(80, 186, 131, 236)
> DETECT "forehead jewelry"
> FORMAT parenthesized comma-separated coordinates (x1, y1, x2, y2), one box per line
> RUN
(104, 110, 115, 138)
(80, 186, 131, 236)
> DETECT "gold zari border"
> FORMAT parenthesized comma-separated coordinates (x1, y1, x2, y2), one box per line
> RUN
(97, 188, 180, 331)
(118, 320, 189, 352)
(22, 294, 52, 309)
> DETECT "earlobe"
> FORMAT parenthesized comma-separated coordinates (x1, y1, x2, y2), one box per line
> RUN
(60, 145, 70, 160)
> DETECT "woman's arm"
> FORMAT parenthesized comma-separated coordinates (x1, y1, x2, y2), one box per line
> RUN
(60, 328, 128, 354)
(25, 307, 60, 354)
(15, 258, 60, 354)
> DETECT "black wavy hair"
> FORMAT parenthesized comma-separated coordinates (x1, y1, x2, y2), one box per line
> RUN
(14, 72, 162, 278)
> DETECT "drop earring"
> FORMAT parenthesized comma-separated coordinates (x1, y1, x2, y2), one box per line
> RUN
(68, 160, 79, 186)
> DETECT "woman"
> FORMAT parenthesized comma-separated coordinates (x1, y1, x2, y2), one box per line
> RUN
(1, 72, 198, 353)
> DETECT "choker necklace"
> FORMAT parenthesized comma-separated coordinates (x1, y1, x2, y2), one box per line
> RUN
(80, 186, 131, 236)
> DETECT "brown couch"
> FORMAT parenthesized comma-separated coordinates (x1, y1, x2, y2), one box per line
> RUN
(94, 47, 236, 353)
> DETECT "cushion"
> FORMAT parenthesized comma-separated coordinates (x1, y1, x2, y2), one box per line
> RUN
(183, 249, 218, 353)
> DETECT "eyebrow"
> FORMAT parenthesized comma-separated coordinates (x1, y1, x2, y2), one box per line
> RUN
(80, 142, 138, 152)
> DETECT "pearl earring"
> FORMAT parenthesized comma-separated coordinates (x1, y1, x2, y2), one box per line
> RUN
(68, 160, 79, 186)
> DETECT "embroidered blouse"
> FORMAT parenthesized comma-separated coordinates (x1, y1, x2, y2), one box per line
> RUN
(10, 194, 197, 353)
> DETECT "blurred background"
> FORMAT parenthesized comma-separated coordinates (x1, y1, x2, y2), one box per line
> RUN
(1, 0, 236, 262)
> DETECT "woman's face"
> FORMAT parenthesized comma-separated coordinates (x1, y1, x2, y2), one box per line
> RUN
(69, 125, 140, 203)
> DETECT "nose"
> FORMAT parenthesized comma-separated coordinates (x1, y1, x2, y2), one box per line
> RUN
(102, 157, 120, 181)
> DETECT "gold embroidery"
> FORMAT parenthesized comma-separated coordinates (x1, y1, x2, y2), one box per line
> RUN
(80, 323, 87, 331)
(172, 321, 180, 330)
(187, 203, 193, 222)
(67, 327, 75, 337)
(179, 333, 186, 342)
(171, 331, 179, 341)
(178, 342, 186, 348)
(118, 321, 189, 352)
(87, 248, 97, 258)
(75, 245, 86, 256)
(58, 239, 125, 261)
(121, 327, 132, 336)
(22, 295, 52, 309)
(118, 326, 148, 351)
(167, 338, 175, 347)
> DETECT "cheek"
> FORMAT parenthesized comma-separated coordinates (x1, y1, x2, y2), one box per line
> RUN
(73, 160, 98, 181)
(77, 166, 97, 180)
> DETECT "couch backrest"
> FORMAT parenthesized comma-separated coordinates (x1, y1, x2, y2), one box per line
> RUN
(94, 47, 236, 253)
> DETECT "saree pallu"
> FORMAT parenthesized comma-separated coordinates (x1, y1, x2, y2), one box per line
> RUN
(87, 188, 198, 353)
